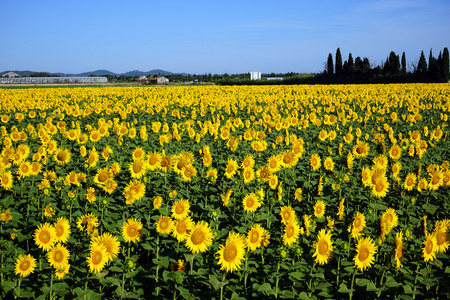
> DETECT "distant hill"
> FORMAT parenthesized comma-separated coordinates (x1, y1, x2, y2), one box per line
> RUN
(1, 69, 187, 77)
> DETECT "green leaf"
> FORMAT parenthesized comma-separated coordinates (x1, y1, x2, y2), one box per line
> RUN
(366, 282, 378, 292)
(109, 266, 123, 273)
(356, 278, 371, 287)
(288, 271, 305, 281)
(338, 283, 351, 293)
(298, 291, 310, 300)
(385, 277, 401, 287)
(230, 292, 246, 300)
(257, 282, 273, 295)
(403, 284, 414, 294)
(1, 280, 15, 294)
(209, 275, 229, 290)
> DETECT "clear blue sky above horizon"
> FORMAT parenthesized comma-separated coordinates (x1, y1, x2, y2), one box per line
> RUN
(1, 0, 449, 75)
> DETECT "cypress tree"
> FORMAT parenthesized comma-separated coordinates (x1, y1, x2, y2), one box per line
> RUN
(335, 48, 343, 76)
(401, 52, 407, 74)
(443, 47, 449, 82)
(416, 50, 427, 76)
(327, 53, 334, 75)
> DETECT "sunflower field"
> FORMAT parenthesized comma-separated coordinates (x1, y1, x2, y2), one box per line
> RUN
(0, 84, 450, 299)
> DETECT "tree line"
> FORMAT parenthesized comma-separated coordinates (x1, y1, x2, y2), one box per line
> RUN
(324, 47, 449, 84)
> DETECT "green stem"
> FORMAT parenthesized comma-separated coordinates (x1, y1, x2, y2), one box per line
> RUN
(50, 272, 54, 300)
(156, 235, 160, 296)
(307, 262, 316, 297)
(220, 272, 226, 300)
(349, 268, 357, 300)
(412, 261, 421, 300)
(17, 278, 21, 298)
(275, 260, 280, 299)
(376, 267, 387, 298)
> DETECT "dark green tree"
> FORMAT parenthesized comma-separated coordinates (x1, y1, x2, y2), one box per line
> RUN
(441, 47, 449, 82)
(327, 53, 334, 75)
(335, 48, 343, 76)
(401, 52, 407, 74)
(416, 50, 428, 75)
(428, 49, 440, 82)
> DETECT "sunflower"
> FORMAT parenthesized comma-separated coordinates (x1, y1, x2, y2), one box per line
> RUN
(48, 243, 70, 270)
(389, 144, 402, 160)
(147, 151, 162, 171)
(54, 217, 71, 243)
(77, 213, 99, 236)
(247, 224, 265, 251)
(312, 229, 333, 265)
(101, 145, 113, 161)
(394, 231, 404, 268)
(94, 167, 112, 185)
(153, 196, 163, 210)
(0, 171, 13, 190)
(350, 212, 366, 239)
(242, 193, 262, 213)
(86, 187, 97, 203)
(267, 154, 282, 173)
(268, 174, 278, 190)
(354, 237, 377, 271)
(256, 166, 271, 182)
(181, 165, 197, 181)
(87, 147, 99, 168)
(434, 227, 449, 254)
(241, 155, 255, 169)
(159, 155, 172, 172)
(242, 167, 255, 184)
(44, 204, 55, 218)
(155, 215, 174, 235)
(403, 173, 417, 191)
(87, 244, 108, 273)
(103, 179, 118, 195)
(280, 151, 298, 168)
(185, 221, 213, 254)
(324, 157, 334, 171)
(353, 141, 370, 158)
(15, 254, 37, 277)
(202, 153, 212, 166)
(111, 162, 121, 176)
(54, 148, 71, 165)
(280, 206, 296, 225)
(313, 200, 326, 219)
(172, 217, 194, 241)
(216, 232, 246, 273)
(283, 220, 300, 247)
(221, 188, 233, 207)
(337, 198, 345, 221)
(380, 208, 399, 233)
(428, 171, 443, 191)
(171, 199, 191, 220)
(91, 233, 121, 262)
(55, 264, 70, 280)
(422, 233, 437, 262)
(310, 153, 321, 171)
(318, 129, 328, 141)
(294, 188, 303, 202)
(132, 147, 146, 161)
(34, 223, 56, 251)
(372, 176, 389, 198)
(224, 158, 239, 179)
(17, 161, 32, 178)
(122, 218, 143, 243)
(129, 159, 147, 179)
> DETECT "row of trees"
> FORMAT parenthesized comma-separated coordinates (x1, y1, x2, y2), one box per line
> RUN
(325, 47, 449, 83)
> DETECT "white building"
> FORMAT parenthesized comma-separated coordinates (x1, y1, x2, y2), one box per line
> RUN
(250, 72, 261, 80)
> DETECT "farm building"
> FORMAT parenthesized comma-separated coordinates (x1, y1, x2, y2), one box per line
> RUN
(147, 77, 169, 85)
(0, 77, 108, 84)
(250, 72, 261, 80)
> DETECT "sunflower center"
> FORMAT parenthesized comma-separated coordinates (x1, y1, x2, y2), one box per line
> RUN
(177, 223, 186, 234)
(426, 241, 433, 253)
(250, 231, 259, 243)
(133, 162, 143, 174)
(270, 160, 277, 168)
(176, 205, 184, 214)
(356, 146, 364, 154)
(316, 206, 322, 215)
(56, 225, 63, 236)
(376, 182, 384, 192)
(224, 245, 238, 262)
(39, 231, 50, 244)
(57, 152, 67, 161)
(283, 211, 291, 221)
(192, 230, 205, 245)
(20, 261, 30, 271)
(359, 247, 369, 261)
(286, 224, 295, 238)
(354, 218, 361, 228)
(92, 251, 103, 264)
(184, 169, 193, 177)
(432, 175, 439, 185)
(98, 172, 108, 182)
(54, 250, 64, 263)
(436, 232, 445, 245)
(246, 198, 254, 208)
(318, 240, 328, 255)
(127, 226, 138, 237)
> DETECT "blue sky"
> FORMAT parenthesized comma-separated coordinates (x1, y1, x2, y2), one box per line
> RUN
(1, 0, 449, 74)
